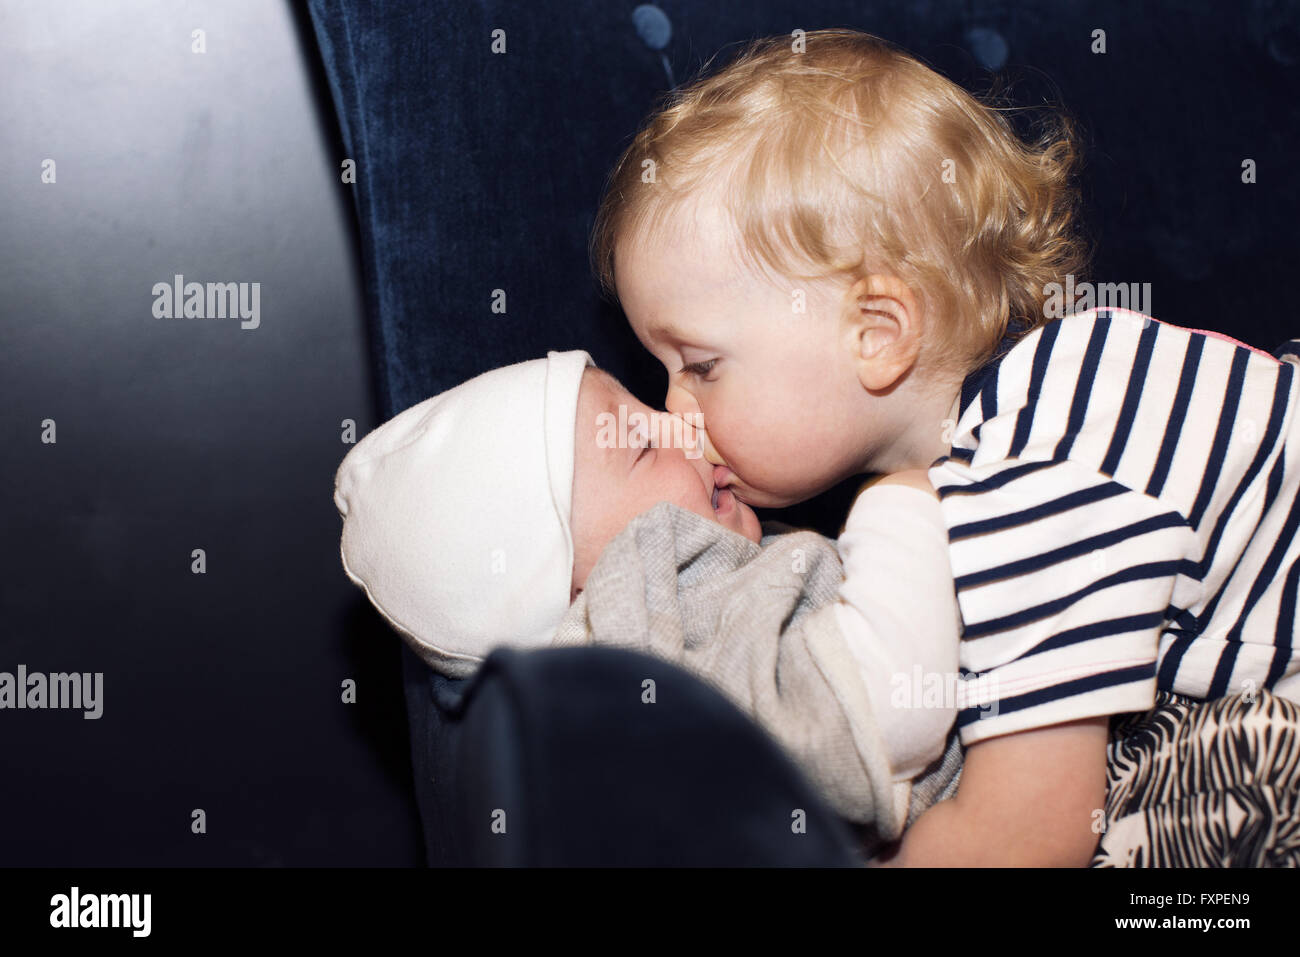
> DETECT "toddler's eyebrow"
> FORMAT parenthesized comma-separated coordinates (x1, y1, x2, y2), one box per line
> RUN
(645, 319, 690, 343)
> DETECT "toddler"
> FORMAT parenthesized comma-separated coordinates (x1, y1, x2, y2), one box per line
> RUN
(592, 28, 1300, 865)
(333, 350, 962, 829)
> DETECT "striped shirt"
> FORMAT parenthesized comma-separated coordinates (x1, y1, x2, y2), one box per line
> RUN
(928, 307, 1300, 745)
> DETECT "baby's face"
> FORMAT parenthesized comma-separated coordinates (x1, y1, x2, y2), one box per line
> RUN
(614, 199, 877, 510)
(570, 367, 761, 597)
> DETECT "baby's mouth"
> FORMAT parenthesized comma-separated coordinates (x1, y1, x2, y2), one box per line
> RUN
(711, 485, 739, 516)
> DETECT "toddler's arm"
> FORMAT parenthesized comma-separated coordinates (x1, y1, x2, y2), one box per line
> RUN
(873, 715, 1109, 866)
(835, 471, 962, 783)
(864, 470, 1110, 866)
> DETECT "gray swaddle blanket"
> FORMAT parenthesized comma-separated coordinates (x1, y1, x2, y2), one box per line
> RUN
(553, 500, 964, 842)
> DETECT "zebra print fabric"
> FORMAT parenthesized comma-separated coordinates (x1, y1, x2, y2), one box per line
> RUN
(1091, 688, 1300, 867)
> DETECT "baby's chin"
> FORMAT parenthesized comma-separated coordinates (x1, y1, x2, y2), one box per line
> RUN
(713, 487, 762, 543)
(736, 504, 762, 543)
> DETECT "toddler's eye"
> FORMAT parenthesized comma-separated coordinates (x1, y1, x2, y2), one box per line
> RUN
(679, 358, 718, 379)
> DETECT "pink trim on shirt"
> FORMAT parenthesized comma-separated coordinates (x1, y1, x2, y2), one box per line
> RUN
(1072, 307, 1277, 360)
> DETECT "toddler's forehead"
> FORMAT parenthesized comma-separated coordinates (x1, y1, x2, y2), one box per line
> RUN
(622, 193, 741, 260)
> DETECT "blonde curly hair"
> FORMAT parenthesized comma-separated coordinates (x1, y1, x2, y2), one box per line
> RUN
(590, 29, 1094, 374)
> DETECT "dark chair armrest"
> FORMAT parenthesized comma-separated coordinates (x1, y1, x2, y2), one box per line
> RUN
(400, 641, 866, 866)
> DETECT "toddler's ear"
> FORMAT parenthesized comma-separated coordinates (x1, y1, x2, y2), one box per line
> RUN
(840, 274, 923, 392)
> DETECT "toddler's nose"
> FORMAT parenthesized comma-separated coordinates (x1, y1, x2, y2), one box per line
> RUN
(664, 386, 727, 465)
(665, 383, 699, 420)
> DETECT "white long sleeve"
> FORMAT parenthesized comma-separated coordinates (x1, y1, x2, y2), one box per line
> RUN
(832, 482, 962, 783)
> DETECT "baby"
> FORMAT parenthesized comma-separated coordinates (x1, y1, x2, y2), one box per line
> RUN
(333, 350, 961, 827)
(591, 28, 1300, 865)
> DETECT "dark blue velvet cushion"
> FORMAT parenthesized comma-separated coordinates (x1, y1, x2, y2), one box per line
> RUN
(305, 0, 1298, 428)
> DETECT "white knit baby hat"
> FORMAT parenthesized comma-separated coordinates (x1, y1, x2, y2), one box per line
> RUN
(333, 349, 595, 677)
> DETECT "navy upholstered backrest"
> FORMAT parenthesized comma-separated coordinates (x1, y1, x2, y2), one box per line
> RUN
(306, 0, 1300, 530)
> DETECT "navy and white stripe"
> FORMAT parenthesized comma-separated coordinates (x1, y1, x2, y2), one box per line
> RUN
(929, 307, 1300, 745)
